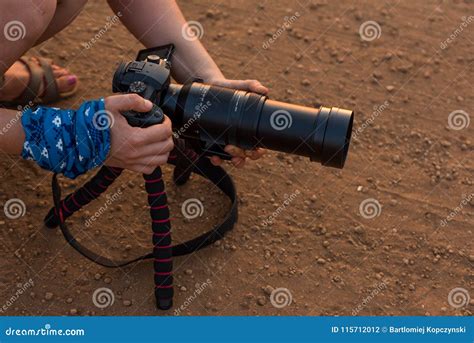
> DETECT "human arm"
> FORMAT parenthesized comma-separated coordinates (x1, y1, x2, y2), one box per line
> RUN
(107, 0, 267, 167)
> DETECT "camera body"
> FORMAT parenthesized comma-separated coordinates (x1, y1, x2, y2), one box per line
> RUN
(112, 54, 170, 128)
(113, 44, 354, 168)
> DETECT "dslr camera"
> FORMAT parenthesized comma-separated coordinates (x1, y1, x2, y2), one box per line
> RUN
(112, 44, 354, 168)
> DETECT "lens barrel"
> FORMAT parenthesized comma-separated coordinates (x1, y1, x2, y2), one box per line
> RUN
(161, 83, 353, 169)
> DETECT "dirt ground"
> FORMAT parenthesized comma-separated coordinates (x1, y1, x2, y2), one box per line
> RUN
(0, 0, 472, 316)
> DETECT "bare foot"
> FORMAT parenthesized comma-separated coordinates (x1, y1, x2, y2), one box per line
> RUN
(0, 58, 78, 103)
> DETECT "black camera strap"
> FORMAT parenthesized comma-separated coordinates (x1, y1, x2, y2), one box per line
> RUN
(45, 148, 238, 267)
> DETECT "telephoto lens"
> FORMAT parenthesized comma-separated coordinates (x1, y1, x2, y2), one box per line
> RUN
(161, 83, 354, 168)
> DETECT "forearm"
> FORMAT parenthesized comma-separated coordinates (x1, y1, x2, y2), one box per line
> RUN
(0, 108, 25, 155)
(107, 0, 224, 83)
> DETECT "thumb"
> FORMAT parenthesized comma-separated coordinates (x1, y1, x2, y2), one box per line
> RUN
(105, 94, 153, 113)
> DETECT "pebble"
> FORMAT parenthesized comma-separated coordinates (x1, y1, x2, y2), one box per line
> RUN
(392, 155, 401, 164)
(322, 241, 330, 248)
(440, 140, 451, 148)
(45, 292, 53, 300)
(94, 273, 102, 280)
(104, 277, 112, 284)
(317, 258, 326, 265)
(123, 300, 132, 307)
(180, 286, 187, 292)
(257, 296, 267, 306)
(66, 297, 73, 304)
(185, 269, 193, 275)
(386, 85, 395, 92)
(262, 285, 274, 296)
(301, 79, 311, 87)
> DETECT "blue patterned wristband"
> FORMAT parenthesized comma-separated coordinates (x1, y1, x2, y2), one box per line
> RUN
(21, 98, 111, 179)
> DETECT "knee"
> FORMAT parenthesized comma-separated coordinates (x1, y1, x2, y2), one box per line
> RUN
(2, 0, 56, 43)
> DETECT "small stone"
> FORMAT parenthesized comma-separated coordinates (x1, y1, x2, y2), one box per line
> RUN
(386, 85, 395, 92)
(180, 286, 187, 292)
(69, 308, 78, 315)
(392, 155, 401, 164)
(104, 277, 112, 284)
(262, 285, 274, 296)
(66, 297, 73, 304)
(94, 273, 102, 280)
(372, 71, 383, 79)
(123, 300, 132, 307)
(322, 241, 330, 248)
(45, 292, 53, 300)
(317, 258, 326, 265)
(185, 269, 193, 275)
(301, 79, 311, 87)
(357, 185, 363, 192)
(440, 140, 451, 148)
(257, 296, 267, 306)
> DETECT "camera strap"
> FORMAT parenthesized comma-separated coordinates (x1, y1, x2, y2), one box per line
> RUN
(45, 146, 238, 267)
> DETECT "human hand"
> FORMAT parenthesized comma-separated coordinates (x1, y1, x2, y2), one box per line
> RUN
(206, 79, 269, 168)
(104, 94, 174, 174)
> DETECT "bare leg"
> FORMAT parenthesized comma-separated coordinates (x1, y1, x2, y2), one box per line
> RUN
(0, 0, 87, 102)
(36, 0, 88, 44)
(0, 0, 56, 75)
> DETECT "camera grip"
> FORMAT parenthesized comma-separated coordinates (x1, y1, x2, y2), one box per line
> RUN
(121, 104, 164, 128)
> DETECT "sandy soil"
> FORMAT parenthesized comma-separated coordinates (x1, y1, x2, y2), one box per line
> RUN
(0, 0, 472, 316)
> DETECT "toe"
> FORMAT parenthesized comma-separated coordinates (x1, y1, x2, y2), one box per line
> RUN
(55, 74, 78, 94)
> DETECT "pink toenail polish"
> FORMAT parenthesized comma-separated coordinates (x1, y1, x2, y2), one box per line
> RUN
(67, 75, 77, 85)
